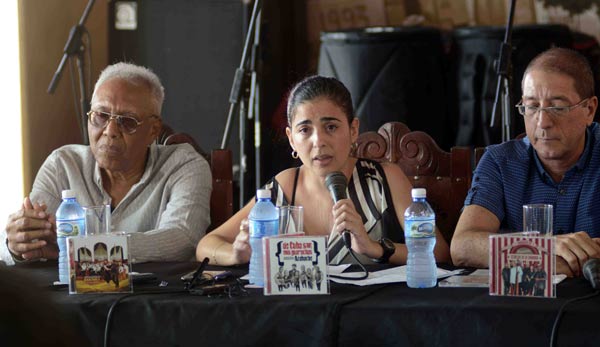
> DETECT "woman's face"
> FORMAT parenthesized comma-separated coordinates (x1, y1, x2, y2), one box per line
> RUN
(286, 97, 359, 177)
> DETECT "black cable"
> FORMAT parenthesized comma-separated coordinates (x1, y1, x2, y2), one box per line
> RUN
(329, 247, 369, 281)
(330, 284, 390, 347)
(549, 290, 600, 347)
(103, 289, 187, 347)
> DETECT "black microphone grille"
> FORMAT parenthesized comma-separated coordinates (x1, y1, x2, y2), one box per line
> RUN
(325, 171, 348, 202)
(583, 258, 600, 290)
(325, 171, 347, 188)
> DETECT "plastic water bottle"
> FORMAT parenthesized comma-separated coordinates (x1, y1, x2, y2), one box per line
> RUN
(56, 190, 85, 284)
(404, 188, 437, 288)
(248, 189, 279, 287)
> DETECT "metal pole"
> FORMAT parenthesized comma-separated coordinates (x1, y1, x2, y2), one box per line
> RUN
(76, 54, 90, 145)
(250, 10, 262, 192)
(220, 0, 262, 150)
(239, 100, 247, 207)
(489, 0, 516, 142)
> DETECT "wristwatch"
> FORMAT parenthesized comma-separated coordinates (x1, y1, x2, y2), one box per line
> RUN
(373, 238, 396, 264)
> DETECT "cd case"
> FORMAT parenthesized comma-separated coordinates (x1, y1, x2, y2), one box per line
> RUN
(67, 234, 132, 294)
(489, 232, 555, 298)
(263, 235, 329, 295)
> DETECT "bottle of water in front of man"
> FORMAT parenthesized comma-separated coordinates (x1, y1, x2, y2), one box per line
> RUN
(56, 189, 85, 284)
(404, 188, 437, 288)
(248, 189, 279, 287)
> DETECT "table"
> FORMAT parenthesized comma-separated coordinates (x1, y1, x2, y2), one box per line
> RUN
(8, 261, 600, 347)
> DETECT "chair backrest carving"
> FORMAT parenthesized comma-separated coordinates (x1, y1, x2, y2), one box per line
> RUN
(158, 125, 233, 231)
(355, 122, 472, 244)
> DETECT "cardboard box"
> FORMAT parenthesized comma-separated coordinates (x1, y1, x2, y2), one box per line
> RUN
(419, 0, 470, 28)
(513, 0, 536, 24)
(535, 1, 600, 44)
(306, 0, 387, 70)
(385, 0, 408, 26)
(306, 0, 387, 35)
(474, 0, 536, 26)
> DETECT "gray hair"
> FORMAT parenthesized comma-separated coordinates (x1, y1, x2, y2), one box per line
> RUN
(92, 62, 165, 115)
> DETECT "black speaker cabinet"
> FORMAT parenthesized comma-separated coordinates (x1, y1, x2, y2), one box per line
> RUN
(318, 27, 453, 150)
(451, 24, 572, 146)
(109, 0, 244, 154)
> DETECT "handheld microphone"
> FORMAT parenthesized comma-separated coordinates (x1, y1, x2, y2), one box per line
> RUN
(325, 171, 352, 249)
(583, 258, 600, 290)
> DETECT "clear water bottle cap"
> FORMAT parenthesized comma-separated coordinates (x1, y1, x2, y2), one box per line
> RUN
(61, 189, 75, 199)
(256, 189, 271, 199)
(411, 188, 426, 198)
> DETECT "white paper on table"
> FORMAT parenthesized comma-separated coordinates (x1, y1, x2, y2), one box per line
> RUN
(553, 274, 567, 284)
(328, 266, 464, 286)
(328, 264, 351, 275)
(439, 269, 567, 285)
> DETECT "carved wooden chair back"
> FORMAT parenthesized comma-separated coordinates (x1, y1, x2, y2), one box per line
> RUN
(355, 122, 472, 244)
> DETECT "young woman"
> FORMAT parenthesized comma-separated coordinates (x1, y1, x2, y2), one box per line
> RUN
(196, 76, 450, 265)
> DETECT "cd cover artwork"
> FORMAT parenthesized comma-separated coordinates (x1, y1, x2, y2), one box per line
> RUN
(489, 233, 555, 298)
(263, 235, 329, 296)
(67, 234, 132, 294)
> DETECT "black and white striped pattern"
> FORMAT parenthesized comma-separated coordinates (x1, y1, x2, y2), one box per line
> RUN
(264, 159, 403, 265)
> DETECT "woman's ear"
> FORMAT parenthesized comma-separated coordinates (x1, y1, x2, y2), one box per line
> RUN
(350, 117, 360, 142)
(286, 126, 295, 152)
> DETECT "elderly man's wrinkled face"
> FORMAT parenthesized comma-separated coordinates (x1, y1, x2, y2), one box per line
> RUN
(89, 78, 161, 174)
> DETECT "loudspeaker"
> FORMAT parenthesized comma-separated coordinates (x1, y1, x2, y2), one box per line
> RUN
(318, 27, 453, 150)
(451, 24, 572, 147)
(108, 0, 244, 154)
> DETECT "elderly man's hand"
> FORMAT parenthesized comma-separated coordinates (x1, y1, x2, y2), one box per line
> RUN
(555, 231, 600, 277)
(5, 197, 58, 261)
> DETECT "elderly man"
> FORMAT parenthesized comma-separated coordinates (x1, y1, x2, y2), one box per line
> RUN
(451, 48, 600, 277)
(1, 62, 211, 264)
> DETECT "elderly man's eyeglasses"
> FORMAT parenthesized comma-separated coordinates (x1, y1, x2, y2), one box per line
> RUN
(515, 98, 589, 118)
(87, 110, 159, 134)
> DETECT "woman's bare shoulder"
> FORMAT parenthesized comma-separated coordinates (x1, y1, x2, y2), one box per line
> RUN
(274, 167, 300, 186)
(379, 162, 407, 178)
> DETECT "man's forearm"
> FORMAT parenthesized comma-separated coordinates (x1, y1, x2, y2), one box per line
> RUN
(451, 230, 491, 268)
(128, 226, 205, 262)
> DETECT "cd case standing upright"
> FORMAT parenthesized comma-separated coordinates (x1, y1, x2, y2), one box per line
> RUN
(489, 232, 555, 298)
(67, 234, 132, 294)
(262, 235, 329, 295)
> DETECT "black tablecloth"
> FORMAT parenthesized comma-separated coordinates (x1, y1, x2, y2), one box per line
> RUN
(8, 261, 600, 347)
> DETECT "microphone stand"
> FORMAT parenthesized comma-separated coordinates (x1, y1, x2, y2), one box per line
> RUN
(250, 9, 262, 200)
(47, 0, 95, 145)
(220, 0, 262, 209)
(489, 0, 516, 143)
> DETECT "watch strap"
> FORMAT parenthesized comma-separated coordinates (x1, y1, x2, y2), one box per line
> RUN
(373, 238, 395, 264)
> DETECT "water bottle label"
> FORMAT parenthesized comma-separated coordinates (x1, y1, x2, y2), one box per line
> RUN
(249, 219, 279, 238)
(405, 220, 435, 238)
(57, 220, 83, 237)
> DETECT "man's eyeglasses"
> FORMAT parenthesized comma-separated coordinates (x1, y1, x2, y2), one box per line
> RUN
(87, 110, 159, 134)
(515, 98, 589, 118)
